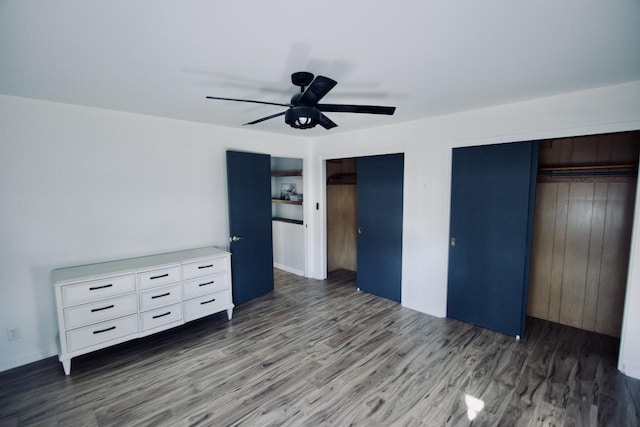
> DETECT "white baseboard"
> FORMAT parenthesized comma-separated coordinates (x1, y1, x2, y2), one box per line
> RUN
(0, 346, 57, 373)
(620, 362, 640, 380)
(274, 263, 304, 277)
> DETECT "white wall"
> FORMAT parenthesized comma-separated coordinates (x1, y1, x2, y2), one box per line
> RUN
(0, 94, 308, 372)
(272, 221, 305, 276)
(307, 81, 640, 378)
(3, 80, 640, 379)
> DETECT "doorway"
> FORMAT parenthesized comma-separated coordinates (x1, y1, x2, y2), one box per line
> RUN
(325, 154, 404, 302)
(271, 156, 306, 276)
(446, 131, 640, 339)
(527, 131, 640, 337)
(326, 158, 357, 273)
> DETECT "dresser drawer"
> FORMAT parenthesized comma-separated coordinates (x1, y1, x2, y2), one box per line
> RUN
(66, 314, 138, 353)
(182, 272, 229, 299)
(184, 290, 229, 321)
(137, 266, 180, 290)
(182, 257, 226, 279)
(139, 284, 182, 312)
(64, 294, 137, 329)
(139, 303, 183, 332)
(61, 274, 135, 307)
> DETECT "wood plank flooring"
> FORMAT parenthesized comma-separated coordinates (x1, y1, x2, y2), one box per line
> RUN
(1, 269, 639, 426)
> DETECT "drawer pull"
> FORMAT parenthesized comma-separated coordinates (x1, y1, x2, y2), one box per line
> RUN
(151, 292, 171, 299)
(152, 311, 171, 319)
(91, 304, 115, 313)
(199, 281, 215, 287)
(89, 283, 113, 291)
(93, 326, 116, 334)
(150, 273, 169, 280)
(201, 298, 216, 305)
(198, 264, 214, 269)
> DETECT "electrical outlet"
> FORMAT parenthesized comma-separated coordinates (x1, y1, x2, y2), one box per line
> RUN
(7, 327, 20, 341)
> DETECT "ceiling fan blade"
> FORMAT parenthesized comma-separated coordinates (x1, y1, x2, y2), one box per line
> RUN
(243, 111, 287, 126)
(296, 76, 337, 106)
(318, 113, 338, 130)
(317, 104, 396, 115)
(206, 96, 291, 108)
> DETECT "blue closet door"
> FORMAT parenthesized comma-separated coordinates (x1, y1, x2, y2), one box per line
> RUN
(357, 153, 404, 302)
(226, 150, 274, 305)
(447, 142, 538, 337)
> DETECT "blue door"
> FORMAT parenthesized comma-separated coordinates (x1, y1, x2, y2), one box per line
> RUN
(447, 142, 538, 337)
(226, 151, 274, 305)
(356, 153, 404, 302)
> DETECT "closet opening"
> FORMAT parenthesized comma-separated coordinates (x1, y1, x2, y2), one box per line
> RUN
(324, 153, 404, 301)
(326, 157, 357, 275)
(528, 130, 640, 338)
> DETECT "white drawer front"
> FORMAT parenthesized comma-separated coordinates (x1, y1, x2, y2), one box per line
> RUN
(61, 274, 135, 307)
(137, 266, 180, 290)
(139, 284, 182, 312)
(139, 303, 183, 332)
(66, 314, 138, 353)
(182, 272, 229, 299)
(64, 294, 137, 329)
(184, 290, 229, 322)
(182, 257, 226, 279)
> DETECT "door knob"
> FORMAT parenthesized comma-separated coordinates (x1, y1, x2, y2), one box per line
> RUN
(230, 235, 245, 243)
(357, 227, 363, 235)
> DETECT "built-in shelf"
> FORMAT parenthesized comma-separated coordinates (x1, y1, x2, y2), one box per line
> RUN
(271, 170, 302, 177)
(272, 217, 303, 225)
(271, 158, 303, 231)
(272, 199, 303, 205)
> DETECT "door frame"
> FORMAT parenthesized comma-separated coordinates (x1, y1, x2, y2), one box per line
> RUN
(270, 154, 309, 278)
(225, 149, 309, 278)
(318, 148, 406, 282)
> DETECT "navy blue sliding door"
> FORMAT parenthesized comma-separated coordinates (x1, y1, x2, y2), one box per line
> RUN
(447, 142, 538, 337)
(226, 151, 274, 305)
(357, 153, 404, 302)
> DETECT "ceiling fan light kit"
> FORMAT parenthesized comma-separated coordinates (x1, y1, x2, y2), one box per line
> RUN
(285, 106, 320, 129)
(206, 72, 396, 130)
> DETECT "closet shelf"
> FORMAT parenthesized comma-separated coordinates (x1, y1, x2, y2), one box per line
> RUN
(538, 163, 637, 174)
(538, 163, 638, 182)
(327, 173, 357, 185)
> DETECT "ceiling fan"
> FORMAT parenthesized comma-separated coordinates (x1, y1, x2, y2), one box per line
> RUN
(206, 71, 396, 130)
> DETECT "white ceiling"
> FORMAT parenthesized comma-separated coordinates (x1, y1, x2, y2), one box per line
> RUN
(2, 1, 639, 137)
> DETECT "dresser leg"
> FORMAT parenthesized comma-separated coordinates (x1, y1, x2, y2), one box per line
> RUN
(226, 307, 233, 320)
(61, 359, 71, 375)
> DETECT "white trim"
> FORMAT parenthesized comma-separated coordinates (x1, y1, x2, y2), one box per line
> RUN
(0, 346, 57, 373)
(318, 147, 408, 280)
(273, 263, 304, 277)
(620, 363, 640, 380)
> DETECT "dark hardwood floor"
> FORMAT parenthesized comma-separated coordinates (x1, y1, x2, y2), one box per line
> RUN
(1, 269, 639, 426)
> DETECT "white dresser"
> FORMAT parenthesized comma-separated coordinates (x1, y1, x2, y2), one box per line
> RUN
(52, 247, 233, 375)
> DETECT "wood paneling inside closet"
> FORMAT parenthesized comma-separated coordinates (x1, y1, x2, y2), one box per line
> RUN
(528, 132, 640, 337)
(326, 158, 357, 273)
